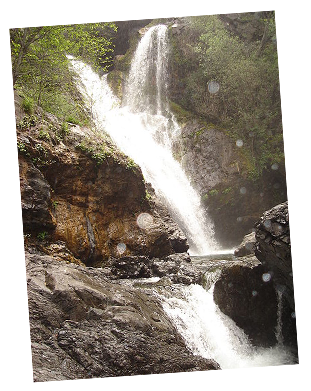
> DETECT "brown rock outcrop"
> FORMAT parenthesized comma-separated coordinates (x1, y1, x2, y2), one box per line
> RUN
(17, 113, 188, 267)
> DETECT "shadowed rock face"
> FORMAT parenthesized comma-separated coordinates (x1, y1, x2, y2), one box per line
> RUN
(214, 202, 298, 354)
(255, 201, 294, 308)
(255, 202, 298, 352)
(26, 252, 219, 381)
(17, 120, 188, 266)
(213, 257, 279, 347)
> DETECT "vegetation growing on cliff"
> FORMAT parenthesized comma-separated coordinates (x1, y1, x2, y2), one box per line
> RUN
(169, 12, 283, 180)
(10, 23, 117, 123)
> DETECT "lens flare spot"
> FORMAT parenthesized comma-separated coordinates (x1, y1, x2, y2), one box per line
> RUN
(208, 80, 220, 94)
(236, 139, 243, 147)
(271, 163, 279, 170)
(137, 212, 153, 229)
(264, 219, 272, 229)
(117, 242, 126, 255)
(262, 273, 272, 282)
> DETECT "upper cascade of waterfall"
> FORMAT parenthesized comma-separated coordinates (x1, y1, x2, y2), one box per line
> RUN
(68, 25, 220, 255)
(125, 25, 169, 116)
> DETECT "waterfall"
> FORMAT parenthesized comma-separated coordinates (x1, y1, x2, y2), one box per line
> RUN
(67, 26, 297, 371)
(160, 283, 295, 369)
(69, 25, 219, 255)
(124, 25, 169, 116)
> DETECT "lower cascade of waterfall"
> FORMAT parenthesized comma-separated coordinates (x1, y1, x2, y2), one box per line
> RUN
(158, 283, 296, 369)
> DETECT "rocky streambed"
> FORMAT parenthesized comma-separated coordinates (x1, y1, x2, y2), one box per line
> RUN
(26, 250, 220, 381)
(15, 96, 297, 381)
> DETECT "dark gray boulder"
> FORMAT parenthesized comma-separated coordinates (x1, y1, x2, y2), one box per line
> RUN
(234, 231, 256, 256)
(213, 256, 278, 347)
(254, 201, 294, 308)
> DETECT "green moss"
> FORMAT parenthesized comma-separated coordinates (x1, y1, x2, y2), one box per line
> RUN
(37, 231, 48, 241)
(107, 70, 123, 100)
(209, 189, 219, 196)
(169, 101, 194, 123)
(125, 157, 138, 170)
(38, 129, 50, 141)
(76, 140, 113, 166)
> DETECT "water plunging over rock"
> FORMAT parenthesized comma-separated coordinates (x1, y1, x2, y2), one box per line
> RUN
(70, 25, 219, 255)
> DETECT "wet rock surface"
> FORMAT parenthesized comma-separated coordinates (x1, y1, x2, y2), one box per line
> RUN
(214, 256, 279, 347)
(214, 202, 298, 353)
(234, 231, 256, 257)
(255, 202, 298, 352)
(26, 252, 219, 381)
(255, 201, 294, 308)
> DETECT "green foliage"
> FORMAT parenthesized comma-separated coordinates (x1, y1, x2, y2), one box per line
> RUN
(21, 96, 34, 114)
(17, 141, 28, 154)
(145, 190, 152, 201)
(222, 187, 232, 195)
(61, 121, 70, 136)
(76, 140, 113, 165)
(10, 23, 117, 124)
(37, 231, 48, 241)
(17, 114, 37, 129)
(125, 157, 138, 170)
(65, 115, 80, 125)
(38, 128, 50, 141)
(209, 189, 219, 196)
(201, 193, 209, 202)
(171, 12, 284, 179)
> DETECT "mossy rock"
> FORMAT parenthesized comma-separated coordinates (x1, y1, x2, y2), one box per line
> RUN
(107, 70, 124, 100)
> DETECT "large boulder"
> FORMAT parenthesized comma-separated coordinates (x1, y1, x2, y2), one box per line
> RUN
(255, 201, 298, 351)
(234, 231, 256, 256)
(26, 252, 219, 381)
(214, 202, 298, 353)
(254, 201, 294, 308)
(213, 256, 278, 347)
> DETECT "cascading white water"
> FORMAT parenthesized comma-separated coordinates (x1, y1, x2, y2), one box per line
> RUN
(67, 26, 297, 372)
(160, 283, 295, 369)
(125, 25, 169, 116)
(69, 25, 219, 255)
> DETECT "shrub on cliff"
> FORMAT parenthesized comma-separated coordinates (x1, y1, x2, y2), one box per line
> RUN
(170, 12, 284, 180)
(10, 23, 117, 123)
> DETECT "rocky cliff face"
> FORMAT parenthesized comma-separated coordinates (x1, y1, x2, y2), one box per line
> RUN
(214, 256, 279, 347)
(169, 114, 288, 247)
(16, 97, 188, 267)
(214, 202, 298, 353)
